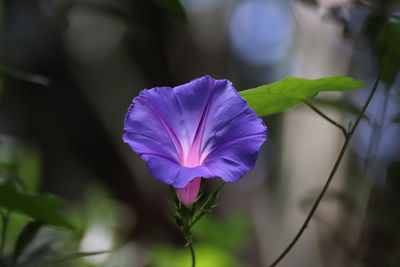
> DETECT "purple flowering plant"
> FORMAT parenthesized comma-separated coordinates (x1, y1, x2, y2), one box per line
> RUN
(123, 74, 370, 267)
(123, 75, 266, 264)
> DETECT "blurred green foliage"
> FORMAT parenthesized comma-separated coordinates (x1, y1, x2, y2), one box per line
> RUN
(375, 22, 400, 86)
(68, 186, 116, 238)
(0, 182, 71, 228)
(152, 0, 186, 19)
(191, 215, 251, 251)
(150, 214, 251, 267)
(16, 145, 41, 193)
(11, 221, 42, 264)
(151, 244, 240, 267)
(0, 142, 115, 266)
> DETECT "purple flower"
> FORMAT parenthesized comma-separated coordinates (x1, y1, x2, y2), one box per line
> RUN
(123, 76, 267, 205)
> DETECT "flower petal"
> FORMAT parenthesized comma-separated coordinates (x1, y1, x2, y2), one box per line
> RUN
(123, 87, 186, 163)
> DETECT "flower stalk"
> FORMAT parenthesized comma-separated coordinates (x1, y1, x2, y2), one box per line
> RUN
(170, 182, 224, 267)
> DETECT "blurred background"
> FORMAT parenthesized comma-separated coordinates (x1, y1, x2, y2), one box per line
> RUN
(0, 0, 399, 266)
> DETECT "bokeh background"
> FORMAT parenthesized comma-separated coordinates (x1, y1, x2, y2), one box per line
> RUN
(0, 0, 400, 266)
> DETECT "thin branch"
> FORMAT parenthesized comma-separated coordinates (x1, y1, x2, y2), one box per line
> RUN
(269, 75, 381, 267)
(303, 100, 347, 137)
(0, 64, 50, 87)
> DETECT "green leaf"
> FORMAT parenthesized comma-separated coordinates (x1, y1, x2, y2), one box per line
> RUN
(12, 221, 43, 264)
(240, 76, 364, 117)
(0, 182, 72, 228)
(152, 0, 186, 19)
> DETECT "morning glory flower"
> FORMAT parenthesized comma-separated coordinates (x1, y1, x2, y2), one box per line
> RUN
(123, 76, 267, 205)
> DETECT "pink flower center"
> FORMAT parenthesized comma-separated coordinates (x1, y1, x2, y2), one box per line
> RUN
(178, 95, 212, 205)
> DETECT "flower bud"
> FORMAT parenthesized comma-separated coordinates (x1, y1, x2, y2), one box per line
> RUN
(178, 177, 201, 206)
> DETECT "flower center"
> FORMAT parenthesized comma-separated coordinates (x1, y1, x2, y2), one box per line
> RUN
(182, 146, 203, 167)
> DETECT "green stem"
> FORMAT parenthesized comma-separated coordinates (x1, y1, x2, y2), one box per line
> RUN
(0, 210, 10, 257)
(189, 241, 196, 267)
(303, 100, 347, 137)
(269, 76, 380, 267)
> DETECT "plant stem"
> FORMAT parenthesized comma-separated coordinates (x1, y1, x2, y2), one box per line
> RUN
(269, 76, 380, 267)
(303, 100, 347, 137)
(0, 210, 10, 257)
(189, 241, 196, 267)
(184, 230, 195, 267)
